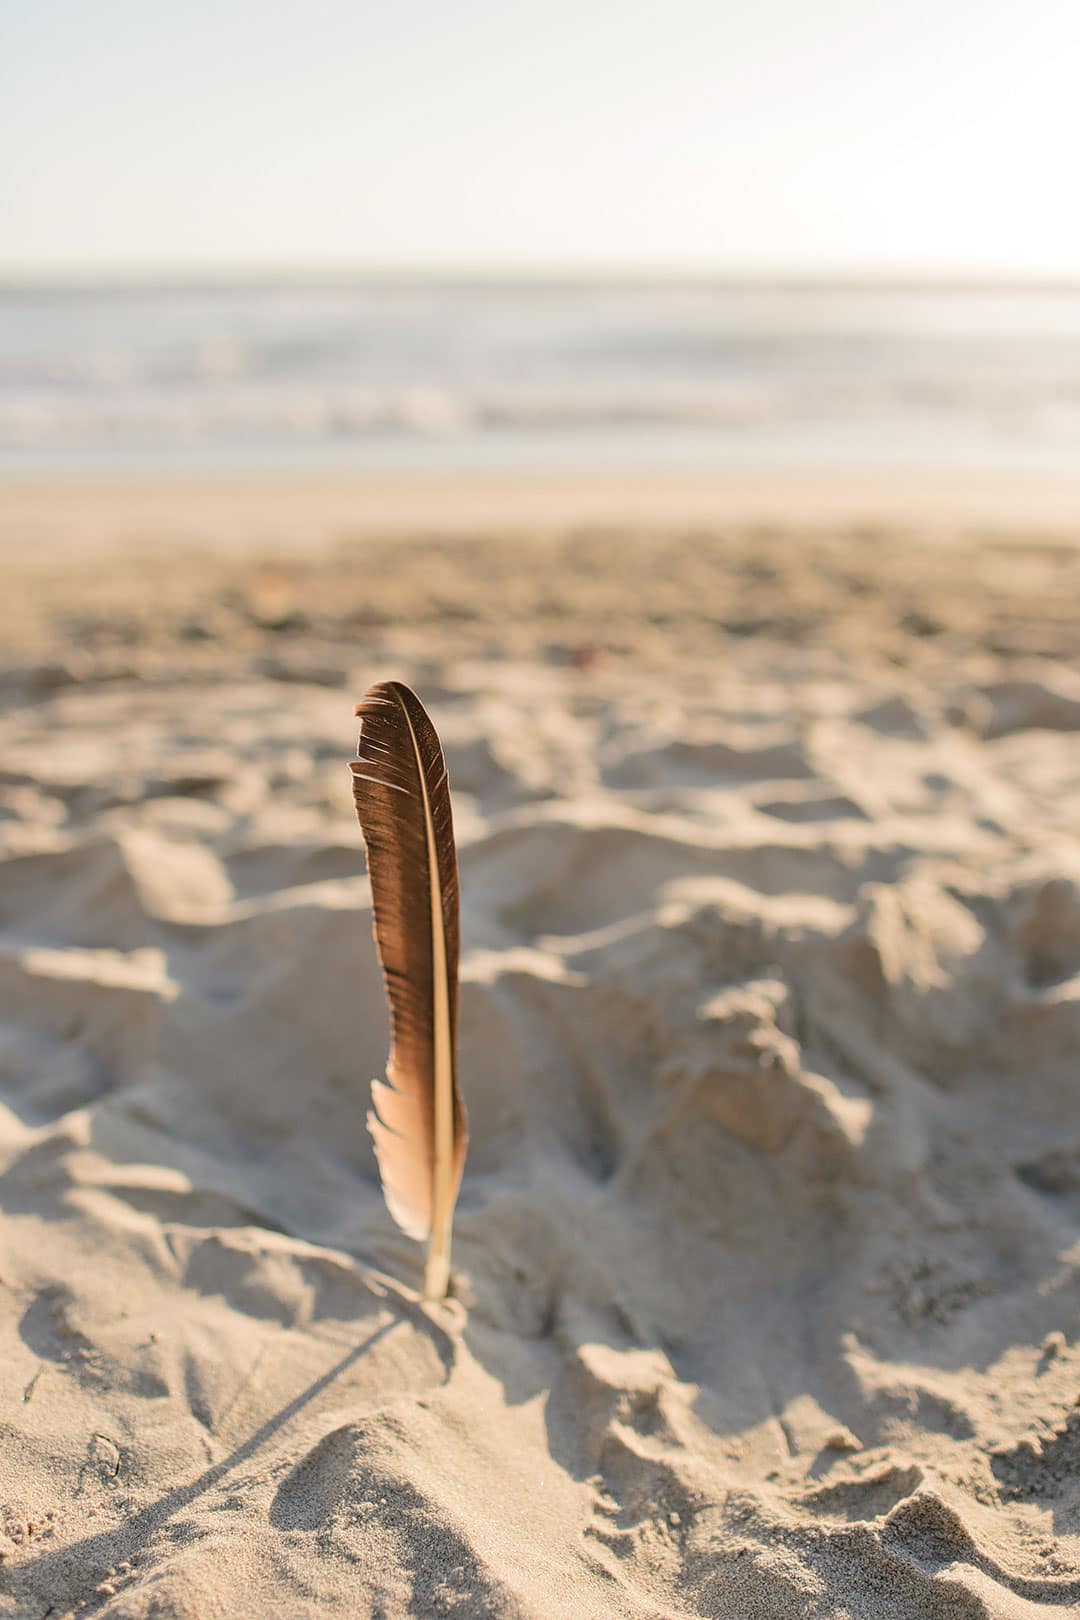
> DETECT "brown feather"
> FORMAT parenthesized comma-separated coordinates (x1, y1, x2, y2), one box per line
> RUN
(350, 680, 467, 1298)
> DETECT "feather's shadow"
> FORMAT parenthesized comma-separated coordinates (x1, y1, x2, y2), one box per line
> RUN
(6, 1319, 400, 1613)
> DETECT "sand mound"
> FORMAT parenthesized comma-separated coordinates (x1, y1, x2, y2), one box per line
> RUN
(3, 526, 1080, 1617)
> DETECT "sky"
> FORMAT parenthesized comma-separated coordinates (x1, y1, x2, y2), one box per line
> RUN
(3, 0, 1080, 276)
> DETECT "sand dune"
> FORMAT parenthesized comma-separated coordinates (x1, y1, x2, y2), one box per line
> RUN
(3, 519, 1080, 1617)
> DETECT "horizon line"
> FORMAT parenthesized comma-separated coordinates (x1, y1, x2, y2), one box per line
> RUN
(4, 259, 1080, 292)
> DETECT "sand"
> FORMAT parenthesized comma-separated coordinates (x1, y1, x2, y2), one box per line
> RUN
(3, 488, 1080, 1617)
(8, 469, 1080, 556)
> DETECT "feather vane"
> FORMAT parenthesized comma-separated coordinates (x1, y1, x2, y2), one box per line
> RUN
(350, 680, 467, 1299)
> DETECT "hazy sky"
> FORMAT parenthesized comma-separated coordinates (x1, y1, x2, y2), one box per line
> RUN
(3, 0, 1079, 274)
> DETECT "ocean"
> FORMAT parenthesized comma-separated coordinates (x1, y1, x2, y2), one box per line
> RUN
(2, 276, 1080, 477)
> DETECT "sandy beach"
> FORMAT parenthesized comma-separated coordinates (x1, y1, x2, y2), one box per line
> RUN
(3, 478, 1080, 1618)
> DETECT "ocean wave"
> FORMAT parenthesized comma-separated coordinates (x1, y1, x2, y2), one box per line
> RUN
(3, 278, 1080, 470)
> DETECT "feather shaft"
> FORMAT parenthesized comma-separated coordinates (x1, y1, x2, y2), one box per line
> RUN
(397, 691, 455, 1300)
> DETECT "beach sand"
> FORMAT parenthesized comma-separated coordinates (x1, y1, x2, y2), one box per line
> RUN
(3, 481, 1080, 1617)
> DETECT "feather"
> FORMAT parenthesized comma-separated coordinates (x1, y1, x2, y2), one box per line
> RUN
(349, 680, 467, 1299)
